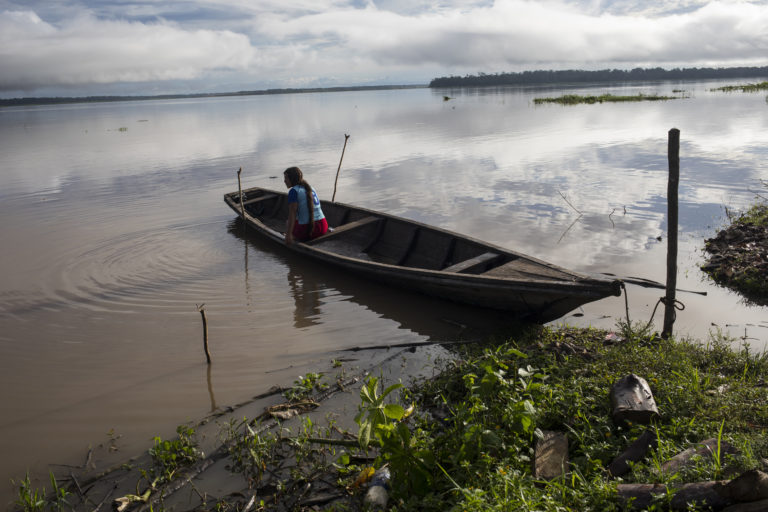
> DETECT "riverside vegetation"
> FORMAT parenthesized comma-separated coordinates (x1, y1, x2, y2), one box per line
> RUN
(702, 183, 768, 306)
(12, 319, 768, 511)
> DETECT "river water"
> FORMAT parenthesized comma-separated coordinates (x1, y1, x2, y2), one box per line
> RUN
(1, 81, 767, 506)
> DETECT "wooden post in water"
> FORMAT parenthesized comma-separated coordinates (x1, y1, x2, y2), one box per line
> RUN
(237, 167, 245, 219)
(197, 304, 212, 364)
(662, 129, 680, 339)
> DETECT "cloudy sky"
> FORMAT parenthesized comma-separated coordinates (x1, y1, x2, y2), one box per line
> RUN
(1, 0, 767, 98)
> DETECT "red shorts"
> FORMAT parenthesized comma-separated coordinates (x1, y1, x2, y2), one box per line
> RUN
(292, 217, 328, 241)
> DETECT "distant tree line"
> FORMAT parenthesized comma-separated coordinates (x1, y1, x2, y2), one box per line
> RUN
(429, 66, 768, 88)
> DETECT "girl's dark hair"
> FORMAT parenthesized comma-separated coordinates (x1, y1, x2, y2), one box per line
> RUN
(284, 166, 315, 229)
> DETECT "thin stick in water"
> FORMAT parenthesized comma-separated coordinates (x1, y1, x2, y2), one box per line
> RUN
(557, 190, 583, 215)
(237, 167, 245, 219)
(332, 134, 350, 203)
(197, 304, 212, 364)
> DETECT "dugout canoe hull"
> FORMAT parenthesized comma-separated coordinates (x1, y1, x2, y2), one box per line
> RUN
(224, 187, 621, 322)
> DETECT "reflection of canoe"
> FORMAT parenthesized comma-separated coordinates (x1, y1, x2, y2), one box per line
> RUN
(227, 219, 526, 340)
(224, 187, 621, 322)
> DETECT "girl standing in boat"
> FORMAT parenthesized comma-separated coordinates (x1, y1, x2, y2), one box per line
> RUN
(283, 166, 328, 244)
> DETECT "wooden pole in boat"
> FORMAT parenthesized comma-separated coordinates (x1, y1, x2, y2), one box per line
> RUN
(662, 128, 680, 339)
(332, 134, 350, 203)
(197, 303, 212, 364)
(237, 167, 246, 219)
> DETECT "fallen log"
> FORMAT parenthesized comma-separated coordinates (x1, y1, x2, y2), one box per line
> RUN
(721, 498, 768, 512)
(607, 429, 657, 478)
(616, 482, 665, 510)
(661, 438, 736, 475)
(617, 481, 731, 510)
(670, 481, 732, 510)
(725, 470, 768, 502)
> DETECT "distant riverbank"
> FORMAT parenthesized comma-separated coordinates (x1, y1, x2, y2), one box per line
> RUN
(0, 84, 427, 108)
(6, 64, 768, 108)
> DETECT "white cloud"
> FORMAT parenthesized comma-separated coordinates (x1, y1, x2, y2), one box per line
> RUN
(256, 0, 768, 69)
(1, 0, 767, 96)
(0, 9, 256, 91)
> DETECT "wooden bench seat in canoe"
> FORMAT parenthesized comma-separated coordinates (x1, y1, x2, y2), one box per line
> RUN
(242, 193, 278, 206)
(306, 216, 381, 245)
(442, 252, 501, 273)
(482, 259, 575, 280)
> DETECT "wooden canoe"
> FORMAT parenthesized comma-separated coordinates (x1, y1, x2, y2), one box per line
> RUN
(224, 187, 621, 322)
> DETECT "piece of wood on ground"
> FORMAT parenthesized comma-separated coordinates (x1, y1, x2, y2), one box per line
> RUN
(610, 374, 660, 425)
(670, 481, 732, 510)
(722, 498, 768, 512)
(617, 481, 731, 510)
(265, 401, 319, 420)
(534, 431, 568, 480)
(661, 438, 737, 475)
(617, 483, 667, 510)
(607, 429, 658, 478)
(725, 469, 768, 502)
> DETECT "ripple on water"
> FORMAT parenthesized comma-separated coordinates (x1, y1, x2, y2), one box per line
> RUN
(0, 222, 254, 317)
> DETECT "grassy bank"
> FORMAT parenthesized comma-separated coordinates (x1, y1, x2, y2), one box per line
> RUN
(533, 93, 681, 105)
(389, 325, 768, 510)
(12, 320, 768, 511)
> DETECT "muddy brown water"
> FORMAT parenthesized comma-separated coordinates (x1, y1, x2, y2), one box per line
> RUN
(2, 84, 768, 507)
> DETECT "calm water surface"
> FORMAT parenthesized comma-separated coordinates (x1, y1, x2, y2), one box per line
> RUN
(1, 82, 767, 505)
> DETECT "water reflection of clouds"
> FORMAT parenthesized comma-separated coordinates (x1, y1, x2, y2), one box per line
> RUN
(5, 84, 766, 277)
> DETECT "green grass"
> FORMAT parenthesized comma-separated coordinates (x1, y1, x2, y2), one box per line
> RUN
(381, 325, 768, 511)
(146, 425, 202, 484)
(13, 472, 70, 512)
(711, 81, 768, 93)
(533, 93, 680, 105)
(284, 372, 328, 402)
(738, 202, 768, 227)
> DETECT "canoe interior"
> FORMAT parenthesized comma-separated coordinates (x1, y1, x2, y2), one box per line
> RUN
(229, 188, 585, 283)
